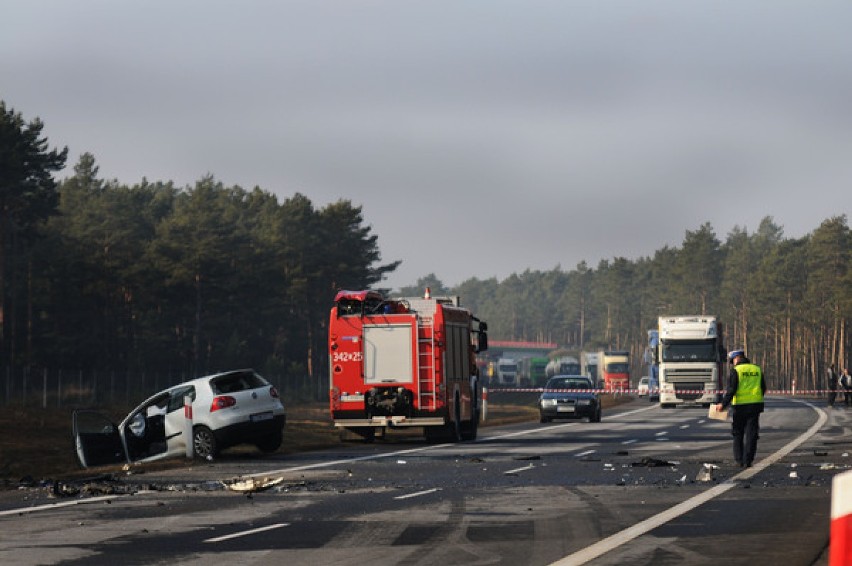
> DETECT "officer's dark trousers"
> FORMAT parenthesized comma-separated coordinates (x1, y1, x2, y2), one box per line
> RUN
(731, 404, 762, 466)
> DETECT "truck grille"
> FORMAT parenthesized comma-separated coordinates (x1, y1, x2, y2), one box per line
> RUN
(665, 368, 713, 379)
(674, 382, 704, 401)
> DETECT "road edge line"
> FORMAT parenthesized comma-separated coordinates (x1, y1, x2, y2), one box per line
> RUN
(550, 398, 828, 566)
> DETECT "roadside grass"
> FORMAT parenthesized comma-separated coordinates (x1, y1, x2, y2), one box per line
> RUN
(0, 394, 632, 486)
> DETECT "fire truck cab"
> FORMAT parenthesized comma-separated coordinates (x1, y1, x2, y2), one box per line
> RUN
(328, 289, 488, 442)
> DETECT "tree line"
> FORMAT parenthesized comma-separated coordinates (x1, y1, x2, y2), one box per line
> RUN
(1, 102, 398, 403)
(2, 101, 849, 405)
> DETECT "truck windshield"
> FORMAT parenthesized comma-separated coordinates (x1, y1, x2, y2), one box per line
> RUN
(661, 340, 716, 362)
(559, 362, 581, 374)
(605, 363, 629, 373)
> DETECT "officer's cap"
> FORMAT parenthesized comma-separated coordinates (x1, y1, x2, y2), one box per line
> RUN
(727, 349, 745, 361)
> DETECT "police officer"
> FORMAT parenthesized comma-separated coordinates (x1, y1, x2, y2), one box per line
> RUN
(715, 349, 766, 468)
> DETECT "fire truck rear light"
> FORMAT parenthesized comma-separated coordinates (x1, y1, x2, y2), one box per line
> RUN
(210, 395, 236, 412)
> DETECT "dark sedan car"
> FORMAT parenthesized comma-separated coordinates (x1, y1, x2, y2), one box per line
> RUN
(538, 375, 601, 423)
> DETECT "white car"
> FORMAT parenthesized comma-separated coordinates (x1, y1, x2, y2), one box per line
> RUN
(637, 377, 650, 397)
(73, 369, 286, 468)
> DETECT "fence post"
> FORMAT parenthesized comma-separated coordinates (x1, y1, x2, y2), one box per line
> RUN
(184, 395, 194, 459)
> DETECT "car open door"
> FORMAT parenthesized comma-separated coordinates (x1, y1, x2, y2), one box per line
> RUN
(72, 410, 127, 468)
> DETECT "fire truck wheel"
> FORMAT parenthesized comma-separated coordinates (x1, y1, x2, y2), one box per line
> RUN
(460, 406, 478, 441)
(450, 396, 463, 441)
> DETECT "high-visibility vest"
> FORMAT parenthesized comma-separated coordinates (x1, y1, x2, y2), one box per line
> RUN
(732, 363, 764, 405)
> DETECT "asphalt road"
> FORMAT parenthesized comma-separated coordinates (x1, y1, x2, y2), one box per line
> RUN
(2, 396, 850, 566)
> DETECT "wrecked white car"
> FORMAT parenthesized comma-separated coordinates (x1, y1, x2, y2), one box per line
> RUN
(73, 369, 286, 468)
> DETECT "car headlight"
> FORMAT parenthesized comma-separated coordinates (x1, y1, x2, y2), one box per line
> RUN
(576, 399, 592, 406)
(540, 399, 557, 407)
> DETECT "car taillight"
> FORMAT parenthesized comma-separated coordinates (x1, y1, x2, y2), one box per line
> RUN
(210, 395, 236, 412)
(269, 387, 280, 399)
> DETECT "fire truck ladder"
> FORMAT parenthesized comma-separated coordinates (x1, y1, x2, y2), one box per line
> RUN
(417, 317, 437, 411)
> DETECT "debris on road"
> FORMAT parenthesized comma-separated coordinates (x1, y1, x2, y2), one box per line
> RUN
(225, 476, 284, 493)
(695, 464, 716, 482)
(631, 457, 676, 468)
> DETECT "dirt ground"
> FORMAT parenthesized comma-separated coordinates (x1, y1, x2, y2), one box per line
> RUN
(0, 395, 630, 488)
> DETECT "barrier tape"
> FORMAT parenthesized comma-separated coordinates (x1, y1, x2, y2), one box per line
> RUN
(485, 388, 841, 395)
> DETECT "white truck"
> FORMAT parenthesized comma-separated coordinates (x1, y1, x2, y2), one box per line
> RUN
(496, 358, 519, 387)
(655, 316, 726, 408)
(580, 351, 600, 384)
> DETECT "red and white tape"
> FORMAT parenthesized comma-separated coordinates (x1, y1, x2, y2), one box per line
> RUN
(485, 388, 840, 395)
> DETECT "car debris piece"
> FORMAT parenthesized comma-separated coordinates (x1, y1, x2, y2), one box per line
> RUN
(695, 466, 714, 482)
(226, 476, 284, 493)
(631, 457, 676, 468)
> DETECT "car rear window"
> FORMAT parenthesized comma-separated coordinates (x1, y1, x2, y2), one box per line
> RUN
(549, 378, 591, 389)
(210, 371, 269, 394)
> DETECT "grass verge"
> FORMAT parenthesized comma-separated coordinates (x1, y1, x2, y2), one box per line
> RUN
(0, 394, 631, 486)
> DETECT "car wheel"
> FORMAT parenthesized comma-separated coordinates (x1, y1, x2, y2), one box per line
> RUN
(540, 414, 550, 423)
(255, 431, 283, 453)
(193, 425, 218, 459)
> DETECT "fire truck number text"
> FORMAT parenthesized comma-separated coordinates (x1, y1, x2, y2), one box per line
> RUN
(333, 352, 363, 362)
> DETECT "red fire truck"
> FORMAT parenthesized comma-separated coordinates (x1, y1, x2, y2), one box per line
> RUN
(328, 289, 488, 442)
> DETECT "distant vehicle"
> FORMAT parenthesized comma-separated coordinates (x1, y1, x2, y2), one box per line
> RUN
(538, 375, 601, 423)
(580, 351, 600, 383)
(73, 369, 286, 467)
(637, 376, 650, 397)
(519, 356, 549, 387)
(645, 329, 660, 402)
(545, 356, 581, 378)
(497, 357, 520, 387)
(597, 350, 630, 390)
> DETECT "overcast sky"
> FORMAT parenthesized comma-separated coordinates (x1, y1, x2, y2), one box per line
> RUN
(3, 1, 851, 290)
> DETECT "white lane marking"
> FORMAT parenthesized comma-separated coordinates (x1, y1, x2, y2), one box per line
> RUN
(244, 405, 659, 479)
(655, 431, 668, 436)
(575, 450, 596, 458)
(621, 439, 637, 445)
(550, 399, 827, 566)
(0, 493, 153, 517)
(204, 522, 289, 543)
(394, 488, 441, 500)
(680, 425, 690, 429)
(504, 464, 535, 475)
